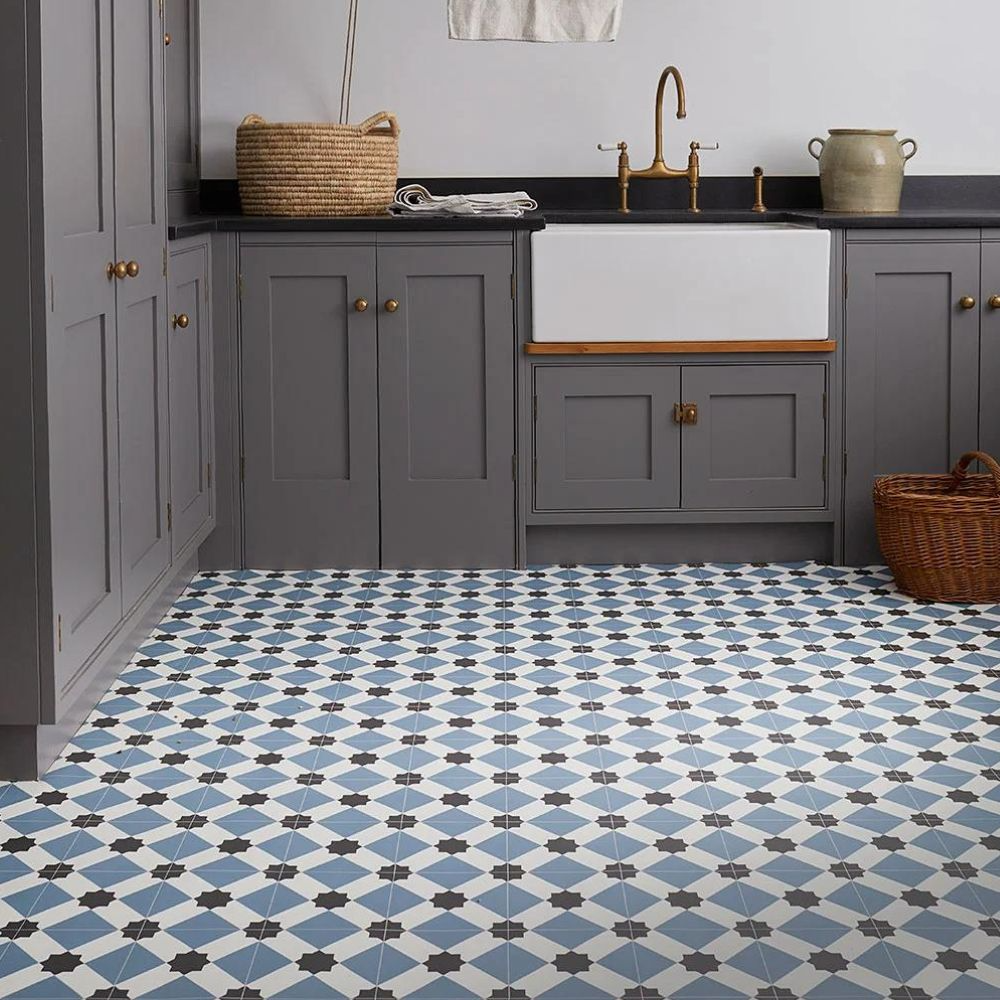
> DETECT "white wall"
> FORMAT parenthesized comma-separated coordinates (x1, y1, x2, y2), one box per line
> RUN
(200, 0, 999, 179)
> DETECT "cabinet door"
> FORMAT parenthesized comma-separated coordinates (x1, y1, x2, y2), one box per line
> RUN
(845, 241, 981, 565)
(165, 0, 199, 193)
(534, 365, 681, 512)
(241, 244, 379, 569)
(168, 240, 213, 558)
(982, 242, 1000, 458)
(681, 364, 827, 510)
(41, 0, 123, 704)
(378, 244, 516, 568)
(114, 0, 171, 609)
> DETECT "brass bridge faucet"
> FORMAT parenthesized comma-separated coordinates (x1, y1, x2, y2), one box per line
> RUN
(599, 65, 717, 213)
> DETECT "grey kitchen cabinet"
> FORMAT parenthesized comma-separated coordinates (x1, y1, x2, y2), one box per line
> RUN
(844, 240, 982, 564)
(240, 243, 380, 569)
(681, 364, 827, 510)
(0, 0, 208, 777)
(534, 365, 681, 512)
(378, 243, 516, 568)
(532, 362, 825, 513)
(982, 240, 1000, 459)
(169, 237, 214, 558)
(116, 0, 172, 611)
(165, 0, 199, 203)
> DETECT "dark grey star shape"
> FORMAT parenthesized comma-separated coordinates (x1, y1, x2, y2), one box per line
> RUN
(937, 950, 977, 971)
(170, 951, 210, 974)
(426, 952, 464, 974)
(680, 953, 719, 974)
(298, 951, 338, 973)
(810, 951, 849, 972)
(553, 952, 591, 974)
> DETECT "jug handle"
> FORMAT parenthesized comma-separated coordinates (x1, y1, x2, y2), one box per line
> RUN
(899, 137, 918, 161)
(808, 137, 826, 160)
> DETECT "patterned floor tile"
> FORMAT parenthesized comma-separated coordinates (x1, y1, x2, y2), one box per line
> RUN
(1, 564, 998, 999)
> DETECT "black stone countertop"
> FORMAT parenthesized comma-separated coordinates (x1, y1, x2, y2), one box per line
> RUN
(169, 206, 1000, 241)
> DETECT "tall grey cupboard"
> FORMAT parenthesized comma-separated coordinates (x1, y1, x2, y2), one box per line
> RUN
(0, 1, 212, 779)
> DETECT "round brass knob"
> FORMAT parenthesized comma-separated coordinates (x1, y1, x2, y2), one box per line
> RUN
(172, 313, 190, 330)
(164, 32, 172, 46)
(959, 296, 977, 310)
(354, 298, 369, 313)
(990, 295, 1000, 310)
(126, 261, 140, 278)
(384, 299, 400, 313)
(108, 261, 128, 280)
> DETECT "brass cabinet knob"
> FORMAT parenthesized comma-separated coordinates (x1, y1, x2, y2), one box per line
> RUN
(126, 260, 140, 278)
(164, 32, 171, 46)
(959, 296, 977, 310)
(108, 261, 128, 280)
(171, 313, 190, 330)
(384, 299, 400, 313)
(354, 298, 369, 313)
(989, 295, 1000, 310)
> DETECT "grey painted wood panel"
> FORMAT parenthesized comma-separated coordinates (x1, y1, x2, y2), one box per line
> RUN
(844, 240, 982, 564)
(169, 239, 214, 558)
(681, 364, 827, 510)
(378, 244, 516, 568)
(115, 0, 171, 611)
(165, 0, 199, 193)
(41, 0, 124, 709)
(981, 242, 1000, 459)
(241, 244, 379, 568)
(534, 366, 681, 512)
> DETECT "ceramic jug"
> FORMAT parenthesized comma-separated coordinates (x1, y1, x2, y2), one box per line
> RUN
(808, 129, 918, 213)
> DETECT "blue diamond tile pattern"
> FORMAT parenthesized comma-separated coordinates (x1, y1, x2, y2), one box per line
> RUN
(0, 563, 999, 1000)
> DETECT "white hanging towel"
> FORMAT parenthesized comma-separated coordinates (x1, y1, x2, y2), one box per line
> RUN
(449, 0, 623, 42)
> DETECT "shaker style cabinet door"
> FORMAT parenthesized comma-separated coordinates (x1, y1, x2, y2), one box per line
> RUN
(41, 0, 123, 706)
(680, 364, 827, 510)
(168, 240, 214, 559)
(844, 241, 982, 565)
(241, 244, 380, 569)
(114, 0, 171, 610)
(377, 244, 516, 568)
(164, 0, 199, 193)
(533, 365, 682, 512)
(981, 240, 1000, 459)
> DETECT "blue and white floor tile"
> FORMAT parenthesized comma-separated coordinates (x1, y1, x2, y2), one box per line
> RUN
(1, 564, 999, 999)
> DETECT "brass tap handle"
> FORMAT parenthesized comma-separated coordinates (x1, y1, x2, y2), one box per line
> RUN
(989, 295, 1000, 310)
(959, 296, 977, 310)
(687, 143, 718, 215)
(171, 313, 190, 330)
(752, 166, 767, 213)
(126, 260, 140, 278)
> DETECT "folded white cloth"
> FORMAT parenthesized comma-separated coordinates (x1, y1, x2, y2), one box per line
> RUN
(449, 0, 623, 42)
(392, 184, 539, 218)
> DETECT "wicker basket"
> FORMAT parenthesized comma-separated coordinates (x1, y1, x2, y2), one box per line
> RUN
(874, 451, 1000, 603)
(236, 111, 399, 217)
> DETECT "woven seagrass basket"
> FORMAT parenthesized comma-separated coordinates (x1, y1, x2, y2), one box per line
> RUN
(236, 111, 399, 217)
(874, 451, 1000, 603)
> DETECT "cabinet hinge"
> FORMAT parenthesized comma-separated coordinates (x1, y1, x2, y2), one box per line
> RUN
(158, 0, 164, 20)
(238, 274, 245, 299)
(240, 455, 246, 482)
(843, 270, 848, 298)
(843, 451, 848, 477)
(533, 456, 538, 483)
(207, 462, 212, 488)
(50, 274, 55, 313)
(822, 391, 827, 421)
(511, 273, 516, 300)
(166, 503, 173, 533)
(512, 454, 517, 481)
(163, 247, 168, 277)
(532, 395, 538, 421)
(57, 614, 62, 653)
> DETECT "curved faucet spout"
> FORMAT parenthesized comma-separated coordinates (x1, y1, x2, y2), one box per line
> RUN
(654, 66, 687, 165)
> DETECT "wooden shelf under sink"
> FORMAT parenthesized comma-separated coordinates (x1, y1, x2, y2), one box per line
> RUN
(524, 340, 838, 355)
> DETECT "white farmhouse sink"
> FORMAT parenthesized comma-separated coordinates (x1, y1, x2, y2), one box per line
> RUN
(531, 224, 831, 342)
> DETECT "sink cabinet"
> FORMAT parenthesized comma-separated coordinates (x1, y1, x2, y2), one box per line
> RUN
(238, 235, 516, 569)
(532, 362, 828, 513)
(843, 237, 984, 564)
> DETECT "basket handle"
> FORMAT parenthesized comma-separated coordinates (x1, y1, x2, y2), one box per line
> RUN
(358, 111, 399, 138)
(950, 451, 1000, 494)
(240, 114, 266, 127)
